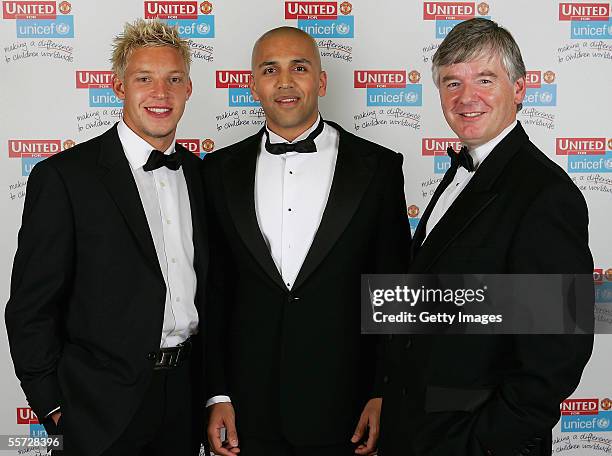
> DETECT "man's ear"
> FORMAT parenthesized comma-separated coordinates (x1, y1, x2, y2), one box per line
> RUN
(318, 70, 327, 97)
(513, 76, 526, 106)
(112, 74, 126, 100)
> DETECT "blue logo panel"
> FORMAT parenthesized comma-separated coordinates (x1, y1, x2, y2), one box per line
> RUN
(435, 19, 462, 38)
(524, 85, 557, 107)
(89, 88, 123, 107)
(298, 15, 354, 38)
(166, 15, 215, 38)
(228, 88, 259, 107)
(434, 156, 451, 174)
(366, 85, 422, 107)
(571, 20, 612, 39)
(16, 15, 74, 38)
(22, 157, 45, 177)
(409, 218, 420, 232)
(567, 151, 612, 173)
(30, 424, 47, 437)
(596, 282, 612, 304)
(561, 411, 612, 432)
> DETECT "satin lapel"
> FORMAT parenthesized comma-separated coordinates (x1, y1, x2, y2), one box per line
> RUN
(293, 122, 376, 290)
(178, 146, 208, 286)
(413, 122, 529, 272)
(222, 130, 287, 290)
(96, 125, 162, 277)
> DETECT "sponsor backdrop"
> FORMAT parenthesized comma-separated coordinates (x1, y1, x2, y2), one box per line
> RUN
(1, 0, 611, 454)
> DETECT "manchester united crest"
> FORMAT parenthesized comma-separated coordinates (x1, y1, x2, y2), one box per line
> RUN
(58, 1, 71, 14)
(200, 1, 213, 14)
(605, 268, 612, 281)
(409, 70, 421, 84)
(339, 1, 352, 15)
(63, 139, 75, 150)
(202, 139, 215, 153)
(543, 71, 555, 84)
(607, 139, 612, 151)
(408, 205, 420, 218)
(602, 398, 612, 411)
(477, 2, 489, 16)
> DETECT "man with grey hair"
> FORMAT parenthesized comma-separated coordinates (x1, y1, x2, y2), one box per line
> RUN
(379, 18, 593, 456)
(6, 19, 206, 456)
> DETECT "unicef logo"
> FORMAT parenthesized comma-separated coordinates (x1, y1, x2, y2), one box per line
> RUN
(197, 23, 210, 35)
(597, 417, 610, 429)
(56, 22, 70, 36)
(336, 23, 350, 35)
(405, 92, 418, 103)
(540, 92, 553, 103)
(605, 158, 612, 170)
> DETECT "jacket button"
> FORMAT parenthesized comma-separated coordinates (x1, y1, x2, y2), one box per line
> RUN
(383, 375, 389, 384)
(146, 352, 157, 361)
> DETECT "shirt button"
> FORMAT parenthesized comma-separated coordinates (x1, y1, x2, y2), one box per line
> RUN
(160, 181, 166, 188)
(288, 208, 292, 212)
(286, 282, 291, 287)
(171, 258, 177, 264)
(166, 219, 171, 224)
(289, 171, 293, 174)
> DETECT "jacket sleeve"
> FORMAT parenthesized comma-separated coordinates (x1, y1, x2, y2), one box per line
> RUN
(5, 161, 74, 419)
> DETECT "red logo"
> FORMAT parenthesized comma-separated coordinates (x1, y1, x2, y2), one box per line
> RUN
(423, 2, 475, 20)
(354, 71, 407, 88)
(2, 1, 56, 19)
(408, 205, 420, 218)
(422, 138, 463, 156)
(177, 139, 200, 154)
(216, 70, 251, 88)
(8, 140, 61, 158)
(202, 138, 215, 152)
(285, 1, 338, 19)
(199, 1, 212, 14)
(58, 1, 71, 14)
(339, 1, 351, 15)
(561, 399, 599, 415)
(144, 1, 198, 19)
(594, 268, 603, 284)
(559, 3, 609, 21)
(602, 398, 612, 411)
(16, 408, 39, 424)
(556, 138, 606, 155)
(76, 71, 114, 89)
(525, 71, 542, 88)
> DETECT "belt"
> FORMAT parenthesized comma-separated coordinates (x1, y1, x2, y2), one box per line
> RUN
(153, 338, 192, 370)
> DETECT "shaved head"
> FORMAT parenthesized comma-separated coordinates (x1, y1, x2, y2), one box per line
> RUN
(251, 26, 322, 72)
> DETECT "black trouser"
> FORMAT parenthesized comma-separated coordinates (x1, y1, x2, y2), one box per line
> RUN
(239, 435, 357, 456)
(48, 358, 200, 456)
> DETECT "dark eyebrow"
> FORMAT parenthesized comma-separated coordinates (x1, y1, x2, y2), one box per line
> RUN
(441, 69, 498, 83)
(258, 58, 312, 68)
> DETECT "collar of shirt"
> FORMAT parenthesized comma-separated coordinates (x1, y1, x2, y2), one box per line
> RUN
(466, 119, 517, 171)
(264, 114, 323, 157)
(117, 119, 176, 170)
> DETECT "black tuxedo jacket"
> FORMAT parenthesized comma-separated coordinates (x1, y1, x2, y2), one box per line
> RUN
(5, 125, 208, 456)
(202, 120, 410, 446)
(380, 123, 593, 456)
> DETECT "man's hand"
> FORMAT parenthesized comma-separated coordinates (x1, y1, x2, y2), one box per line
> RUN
(351, 397, 382, 455)
(207, 402, 240, 456)
(51, 412, 61, 426)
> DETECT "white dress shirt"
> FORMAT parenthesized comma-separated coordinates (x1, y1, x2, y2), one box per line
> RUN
(206, 116, 339, 408)
(118, 120, 199, 348)
(255, 115, 339, 289)
(424, 120, 517, 240)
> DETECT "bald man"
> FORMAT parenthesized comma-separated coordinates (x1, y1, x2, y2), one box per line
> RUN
(202, 27, 410, 456)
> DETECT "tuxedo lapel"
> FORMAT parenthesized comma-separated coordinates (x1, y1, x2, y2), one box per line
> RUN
(293, 121, 376, 290)
(413, 123, 529, 271)
(178, 146, 208, 285)
(96, 125, 162, 277)
(222, 130, 287, 290)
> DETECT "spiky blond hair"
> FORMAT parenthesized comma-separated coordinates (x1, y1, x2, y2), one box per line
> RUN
(111, 19, 191, 79)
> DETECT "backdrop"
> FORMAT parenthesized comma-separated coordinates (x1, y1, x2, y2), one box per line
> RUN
(1, 1, 611, 454)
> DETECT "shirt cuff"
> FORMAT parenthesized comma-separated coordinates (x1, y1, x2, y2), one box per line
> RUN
(45, 406, 61, 418)
(205, 395, 231, 408)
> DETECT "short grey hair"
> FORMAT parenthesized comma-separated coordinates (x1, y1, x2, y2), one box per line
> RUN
(432, 18, 526, 110)
(111, 19, 191, 79)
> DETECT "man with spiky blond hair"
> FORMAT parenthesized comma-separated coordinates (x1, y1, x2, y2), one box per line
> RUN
(6, 19, 206, 456)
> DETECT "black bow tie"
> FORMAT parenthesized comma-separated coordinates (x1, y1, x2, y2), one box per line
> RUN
(447, 145, 475, 172)
(143, 149, 182, 172)
(264, 118, 325, 155)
